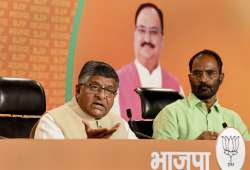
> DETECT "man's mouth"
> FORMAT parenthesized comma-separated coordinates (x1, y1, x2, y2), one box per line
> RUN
(198, 86, 211, 92)
(92, 102, 105, 110)
(200, 86, 209, 90)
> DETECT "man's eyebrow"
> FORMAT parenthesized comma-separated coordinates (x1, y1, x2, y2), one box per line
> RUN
(136, 25, 146, 28)
(89, 81, 115, 88)
(150, 26, 159, 30)
(105, 85, 116, 89)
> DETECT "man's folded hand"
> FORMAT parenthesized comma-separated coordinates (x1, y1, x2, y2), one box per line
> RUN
(196, 131, 218, 140)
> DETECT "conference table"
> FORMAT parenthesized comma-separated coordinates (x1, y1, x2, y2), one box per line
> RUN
(0, 139, 249, 170)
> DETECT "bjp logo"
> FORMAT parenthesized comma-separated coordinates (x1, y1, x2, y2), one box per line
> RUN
(216, 128, 245, 170)
(221, 136, 239, 166)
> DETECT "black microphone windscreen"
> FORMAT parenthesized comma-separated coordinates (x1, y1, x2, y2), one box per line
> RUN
(222, 122, 228, 128)
(126, 108, 132, 119)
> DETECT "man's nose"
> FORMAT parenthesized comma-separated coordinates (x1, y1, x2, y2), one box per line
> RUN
(95, 89, 107, 99)
(144, 31, 151, 42)
(200, 72, 209, 82)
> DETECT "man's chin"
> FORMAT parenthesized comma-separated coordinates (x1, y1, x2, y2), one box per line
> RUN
(90, 109, 107, 119)
(195, 94, 214, 100)
(141, 50, 154, 58)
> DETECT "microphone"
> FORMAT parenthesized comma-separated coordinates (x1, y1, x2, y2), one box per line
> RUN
(222, 122, 228, 129)
(126, 108, 132, 119)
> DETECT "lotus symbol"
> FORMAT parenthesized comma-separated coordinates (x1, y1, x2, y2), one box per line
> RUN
(221, 136, 239, 167)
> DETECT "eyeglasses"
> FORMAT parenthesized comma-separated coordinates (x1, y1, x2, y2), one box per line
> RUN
(80, 83, 117, 98)
(191, 70, 219, 79)
(136, 26, 161, 36)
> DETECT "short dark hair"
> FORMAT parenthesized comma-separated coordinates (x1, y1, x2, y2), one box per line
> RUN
(78, 61, 119, 85)
(135, 2, 164, 35)
(189, 49, 223, 73)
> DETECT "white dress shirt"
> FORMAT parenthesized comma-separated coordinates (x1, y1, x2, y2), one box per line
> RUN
(134, 59, 162, 87)
(111, 59, 162, 115)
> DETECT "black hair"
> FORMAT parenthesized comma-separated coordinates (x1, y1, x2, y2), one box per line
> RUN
(135, 2, 164, 35)
(78, 60, 119, 85)
(189, 49, 223, 73)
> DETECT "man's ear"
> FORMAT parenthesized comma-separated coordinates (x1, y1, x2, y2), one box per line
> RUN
(75, 85, 80, 99)
(219, 73, 224, 84)
(188, 73, 192, 83)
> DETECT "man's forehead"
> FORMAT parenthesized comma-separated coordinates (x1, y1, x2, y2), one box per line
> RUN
(136, 7, 161, 27)
(192, 55, 219, 70)
(88, 75, 116, 87)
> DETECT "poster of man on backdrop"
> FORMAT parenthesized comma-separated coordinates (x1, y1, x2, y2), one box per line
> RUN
(72, 0, 250, 127)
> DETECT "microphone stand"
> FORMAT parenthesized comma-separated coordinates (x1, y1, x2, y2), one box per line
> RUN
(126, 109, 153, 139)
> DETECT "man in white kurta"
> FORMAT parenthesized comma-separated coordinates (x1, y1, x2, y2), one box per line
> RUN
(35, 97, 136, 139)
(34, 61, 137, 139)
